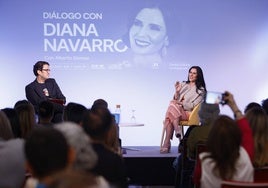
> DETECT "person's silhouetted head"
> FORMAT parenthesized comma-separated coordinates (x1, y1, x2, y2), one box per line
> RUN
(206, 115, 241, 179)
(245, 107, 268, 167)
(0, 110, 13, 140)
(14, 103, 36, 138)
(14, 99, 30, 109)
(38, 100, 54, 124)
(244, 102, 261, 114)
(261, 98, 268, 115)
(82, 108, 113, 141)
(63, 102, 87, 125)
(91, 99, 108, 110)
(24, 127, 69, 179)
(1, 108, 21, 138)
(54, 122, 97, 171)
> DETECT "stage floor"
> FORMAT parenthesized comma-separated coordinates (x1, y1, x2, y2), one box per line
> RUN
(123, 146, 179, 158)
(122, 146, 178, 187)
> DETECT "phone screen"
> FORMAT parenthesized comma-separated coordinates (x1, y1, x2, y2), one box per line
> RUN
(205, 91, 223, 104)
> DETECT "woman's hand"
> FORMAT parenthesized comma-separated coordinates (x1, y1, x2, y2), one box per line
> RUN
(175, 81, 182, 92)
(173, 81, 182, 100)
(224, 91, 243, 119)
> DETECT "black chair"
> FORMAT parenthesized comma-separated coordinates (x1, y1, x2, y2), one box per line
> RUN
(174, 138, 195, 188)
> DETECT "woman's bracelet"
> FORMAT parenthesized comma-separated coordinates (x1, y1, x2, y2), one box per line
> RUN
(234, 110, 242, 118)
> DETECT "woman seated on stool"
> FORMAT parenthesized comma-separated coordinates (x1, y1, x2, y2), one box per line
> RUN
(160, 66, 206, 154)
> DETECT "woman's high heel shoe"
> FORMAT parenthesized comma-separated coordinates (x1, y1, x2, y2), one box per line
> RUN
(160, 146, 171, 154)
(160, 141, 171, 154)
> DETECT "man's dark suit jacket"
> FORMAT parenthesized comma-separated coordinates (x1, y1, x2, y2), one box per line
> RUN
(25, 78, 66, 114)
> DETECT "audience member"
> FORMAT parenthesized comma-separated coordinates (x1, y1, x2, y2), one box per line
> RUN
(91, 99, 108, 109)
(25, 61, 66, 123)
(161, 66, 206, 153)
(54, 122, 97, 172)
(37, 100, 54, 127)
(54, 122, 111, 187)
(2, 108, 22, 138)
(63, 102, 87, 125)
(0, 110, 25, 188)
(187, 103, 220, 159)
(63, 102, 76, 121)
(47, 170, 109, 188)
(193, 91, 254, 188)
(261, 98, 268, 115)
(245, 106, 268, 167)
(173, 102, 219, 187)
(24, 127, 73, 187)
(91, 99, 121, 155)
(0, 110, 14, 140)
(0, 138, 25, 188)
(82, 108, 128, 188)
(244, 102, 261, 114)
(14, 99, 30, 108)
(15, 102, 36, 139)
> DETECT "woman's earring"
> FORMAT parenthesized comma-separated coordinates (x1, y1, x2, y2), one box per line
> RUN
(161, 37, 169, 57)
(161, 45, 167, 57)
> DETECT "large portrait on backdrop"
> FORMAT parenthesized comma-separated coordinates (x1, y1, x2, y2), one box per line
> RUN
(41, 1, 187, 71)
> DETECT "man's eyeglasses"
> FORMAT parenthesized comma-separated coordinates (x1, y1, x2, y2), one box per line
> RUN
(42, 69, 50, 72)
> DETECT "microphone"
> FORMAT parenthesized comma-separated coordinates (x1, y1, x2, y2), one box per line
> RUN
(43, 88, 49, 97)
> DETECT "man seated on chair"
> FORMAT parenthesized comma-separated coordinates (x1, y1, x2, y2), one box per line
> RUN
(173, 102, 220, 187)
(25, 61, 66, 123)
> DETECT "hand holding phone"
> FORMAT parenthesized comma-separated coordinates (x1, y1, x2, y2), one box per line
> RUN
(205, 91, 227, 105)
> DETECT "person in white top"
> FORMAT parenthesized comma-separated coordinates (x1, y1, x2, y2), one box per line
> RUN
(193, 91, 254, 188)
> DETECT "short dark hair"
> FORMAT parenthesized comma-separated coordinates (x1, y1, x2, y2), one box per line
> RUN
(91, 99, 108, 110)
(14, 99, 30, 109)
(24, 127, 69, 178)
(244, 102, 261, 114)
(63, 102, 87, 124)
(33, 61, 50, 76)
(38, 100, 54, 119)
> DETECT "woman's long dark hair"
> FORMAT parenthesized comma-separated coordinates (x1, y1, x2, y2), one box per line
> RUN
(204, 115, 241, 180)
(186, 66, 207, 93)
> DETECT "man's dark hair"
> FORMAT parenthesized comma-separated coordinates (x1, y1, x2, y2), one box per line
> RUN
(33, 61, 49, 76)
(91, 99, 108, 110)
(38, 100, 54, 119)
(24, 127, 69, 178)
(63, 102, 87, 124)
